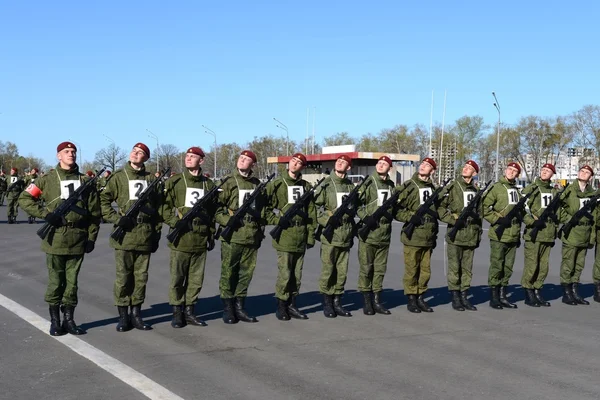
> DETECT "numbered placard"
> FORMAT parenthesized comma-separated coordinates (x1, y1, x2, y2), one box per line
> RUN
(377, 189, 391, 206)
(463, 191, 476, 208)
(580, 198, 591, 210)
(540, 193, 553, 209)
(128, 180, 148, 200)
(184, 188, 205, 207)
(288, 186, 304, 204)
(418, 188, 433, 205)
(507, 189, 519, 205)
(239, 189, 255, 208)
(336, 192, 350, 208)
(10, 176, 17, 184)
(60, 180, 81, 200)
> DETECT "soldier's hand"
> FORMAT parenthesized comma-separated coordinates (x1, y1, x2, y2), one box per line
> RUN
(454, 218, 466, 230)
(45, 212, 66, 228)
(496, 216, 512, 228)
(278, 217, 291, 229)
(409, 214, 422, 226)
(363, 215, 378, 229)
(116, 216, 135, 230)
(174, 219, 191, 233)
(84, 241, 95, 253)
(532, 219, 545, 230)
(207, 235, 215, 251)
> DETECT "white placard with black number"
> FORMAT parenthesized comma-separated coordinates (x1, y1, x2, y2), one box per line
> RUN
(60, 180, 81, 200)
(239, 189, 255, 208)
(288, 186, 304, 204)
(540, 193, 553, 209)
(463, 191, 476, 208)
(128, 180, 148, 201)
(10, 176, 17, 184)
(336, 192, 350, 208)
(184, 188, 205, 207)
(377, 189, 391, 206)
(418, 188, 433, 205)
(579, 198, 591, 210)
(507, 188, 519, 205)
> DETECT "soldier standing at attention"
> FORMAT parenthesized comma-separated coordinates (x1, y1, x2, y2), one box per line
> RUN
(395, 157, 439, 313)
(0, 170, 8, 206)
(483, 162, 524, 310)
(520, 163, 557, 307)
(315, 154, 357, 318)
(558, 165, 595, 305)
(215, 150, 267, 324)
(356, 155, 395, 315)
(162, 146, 215, 328)
(19, 141, 101, 335)
(100, 143, 163, 332)
(437, 160, 482, 311)
(7, 167, 25, 224)
(265, 152, 317, 321)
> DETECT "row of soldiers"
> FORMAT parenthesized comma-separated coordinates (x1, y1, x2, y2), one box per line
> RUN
(16, 141, 600, 336)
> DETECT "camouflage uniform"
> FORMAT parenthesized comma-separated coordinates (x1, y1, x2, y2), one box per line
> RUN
(7, 172, 25, 222)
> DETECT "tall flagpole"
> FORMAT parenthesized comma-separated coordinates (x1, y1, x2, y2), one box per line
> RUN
(438, 90, 447, 184)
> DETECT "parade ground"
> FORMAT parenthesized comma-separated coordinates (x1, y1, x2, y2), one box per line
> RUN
(1, 209, 600, 400)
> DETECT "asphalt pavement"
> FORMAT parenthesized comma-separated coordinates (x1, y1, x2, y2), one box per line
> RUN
(1, 207, 600, 400)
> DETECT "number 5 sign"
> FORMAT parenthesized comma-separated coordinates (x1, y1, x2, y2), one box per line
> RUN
(288, 186, 304, 204)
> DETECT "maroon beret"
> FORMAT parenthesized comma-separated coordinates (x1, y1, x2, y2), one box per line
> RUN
(337, 154, 352, 167)
(378, 155, 392, 167)
(422, 157, 437, 170)
(57, 141, 77, 153)
(134, 142, 150, 159)
(465, 160, 479, 173)
(291, 152, 307, 166)
(240, 150, 257, 163)
(541, 163, 556, 174)
(187, 146, 206, 157)
(580, 165, 594, 175)
(507, 162, 521, 174)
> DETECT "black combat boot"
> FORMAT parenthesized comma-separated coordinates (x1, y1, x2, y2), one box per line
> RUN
(561, 283, 577, 305)
(489, 286, 503, 309)
(451, 291, 465, 311)
(275, 299, 291, 321)
(171, 305, 185, 328)
(406, 294, 421, 313)
(116, 306, 132, 332)
(373, 292, 391, 315)
(7, 216, 14, 224)
(333, 295, 352, 317)
(571, 283, 589, 305)
(130, 305, 152, 330)
(524, 289, 541, 307)
(460, 290, 477, 311)
(287, 295, 308, 319)
(322, 294, 336, 318)
(28, 216, 35, 224)
(498, 286, 517, 309)
(49, 305, 66, 336)
(234, 297, 257, 323)
(61, 305, 85, 335)
(221, 298, 238, 324)
(362, 292, 375, 315)
(534, 288, 550, 307)
(416, 295, 433, 312)
(184, 305, 207, 326)
(594, 282, 600, 303)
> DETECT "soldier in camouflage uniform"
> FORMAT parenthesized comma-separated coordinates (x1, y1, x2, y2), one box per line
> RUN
(0, 170, 7, 206)
(265, 153, 317, 321)
(7, 167, 25, 223)
(558, 165, 595, 305)
(315, 154, 357, 318)
(215, 150, 267, 324)
(100, 143, 163, 332)
(483, 162, 524, 309)
(24, 168, 39, 224)
(395, 157, 439, 313)
(520, 163, 557, 307)
(437, 160, 482, 311)
(162, 146, 215, 328)
(19, 141, 101, 336)
(356, 155, 395, 315)
(592, 174, 600, 303)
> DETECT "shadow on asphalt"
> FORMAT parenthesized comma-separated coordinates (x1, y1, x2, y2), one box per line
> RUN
(80, 282, 597, 330)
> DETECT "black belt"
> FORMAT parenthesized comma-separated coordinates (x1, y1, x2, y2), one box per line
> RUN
(243, 215, 257, 223)
(135, 215, 152, 224)
(578, 221, 593, 227)
(65, 220, 88, 229)
(289, 220, 304, 227)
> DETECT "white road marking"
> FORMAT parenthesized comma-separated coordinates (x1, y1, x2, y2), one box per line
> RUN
(0, 292, 184, 400)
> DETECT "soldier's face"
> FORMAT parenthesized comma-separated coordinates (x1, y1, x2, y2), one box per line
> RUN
(578, 169, 592, 182)
(462, 164, 476, 178)
(418, 162, 434, 176)
(185, 153, 203, 169)
(288, 157, 304, 174)
(237, 155, 255, 171)
(376, 160, 391, 174)
(540, 167, 554, 181)
(57, 148, 77, 167)
(130, 147, 148, 164)
(335, 159, 350, 172)
(505, 166, 519, 180)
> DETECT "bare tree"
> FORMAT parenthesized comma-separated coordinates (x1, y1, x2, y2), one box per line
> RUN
(94, 144, 127, 172)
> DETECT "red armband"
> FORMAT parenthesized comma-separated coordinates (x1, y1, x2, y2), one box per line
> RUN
(25, 184, 42, 199)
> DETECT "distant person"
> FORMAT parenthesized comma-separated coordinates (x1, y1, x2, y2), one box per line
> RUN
(7, 167, 25, 224)
(324, 167, 330, 175)
(0, 170, 7, 206)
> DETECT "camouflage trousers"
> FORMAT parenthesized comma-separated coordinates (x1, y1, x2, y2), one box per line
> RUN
(446, 243, 475, 292)
(560, 244, 588, 284)
(521, 240, 553, 289)
(488, 240, 517, 287)
(403, 245, 432, 295)
(7, 193, 19, 218)
(319, 243, 350, 295)
(275, 251, 305, 301)
(114, 250, 151, 306)
(219, 242, 258, 299)
(169, 250, 207, 306)
(593, 231, 600, 283)
(357, 240, 390, 293)
(45, 254, 84, 306)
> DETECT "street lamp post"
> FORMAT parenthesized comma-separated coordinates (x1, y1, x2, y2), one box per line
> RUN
(273, 117, 289, 156)
(492, 92, 501, 181)
(146, 129, 160, 173)
(202, 125, 217, 179)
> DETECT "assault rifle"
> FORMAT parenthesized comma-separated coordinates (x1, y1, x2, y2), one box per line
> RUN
(447, 180, 492, 242)
(529, 183, 570, 242)
(558, 193, 600, 240)
(320, 176, 371, 243)
(217, 173, 275, 242)
(37, 167, 106, 240)
(494, 186, 537, 239)
(402, 178, 451, 240)
(356, 186, 402, 241)
(166, 177, 229, 245)
(269, 177, 326, 242)
(111, 167, 171, 243)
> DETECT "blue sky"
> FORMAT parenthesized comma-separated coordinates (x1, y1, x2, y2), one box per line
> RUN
(1, 1, 598, 165)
